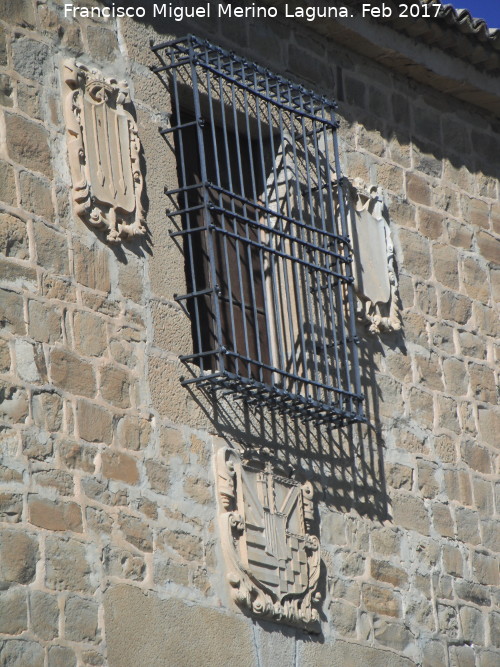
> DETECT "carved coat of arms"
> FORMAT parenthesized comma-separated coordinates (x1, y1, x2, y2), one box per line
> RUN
(347, 182, 401, 334)
(62, 60, 146, 243)
(216, 448, 321, 631)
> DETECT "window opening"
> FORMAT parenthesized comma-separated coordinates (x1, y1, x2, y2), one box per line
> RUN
(152, 35, 363, 426)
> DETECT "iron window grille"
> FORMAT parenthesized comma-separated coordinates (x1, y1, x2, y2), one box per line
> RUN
(151, 35, 363, 426)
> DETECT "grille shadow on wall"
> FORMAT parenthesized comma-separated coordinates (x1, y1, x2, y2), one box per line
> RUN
(152, 35, 363, 427)
(152, 35, 390, 521)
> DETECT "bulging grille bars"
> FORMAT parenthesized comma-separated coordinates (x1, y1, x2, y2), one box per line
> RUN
(152, 35, 363, 426)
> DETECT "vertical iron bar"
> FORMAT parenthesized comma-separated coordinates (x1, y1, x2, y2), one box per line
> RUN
(189, 38, 225, 376)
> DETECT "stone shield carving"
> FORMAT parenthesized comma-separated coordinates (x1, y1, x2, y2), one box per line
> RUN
(216, 448, 321, 631)
(62, 60, 146, 243)
(347, 182, 401, 334)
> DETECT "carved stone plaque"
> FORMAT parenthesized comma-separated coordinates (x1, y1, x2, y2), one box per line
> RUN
(216, 447, 321, 631)
(62, 60, 145, 243)
(347, 182, 401, 334)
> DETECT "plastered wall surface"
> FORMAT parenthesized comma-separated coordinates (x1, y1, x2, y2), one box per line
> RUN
(0, 1, 499, 666)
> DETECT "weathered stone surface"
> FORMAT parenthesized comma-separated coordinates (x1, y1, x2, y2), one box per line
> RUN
(30, 591, 59, 640)
(391, 492, 430, 535)
(0, 493, 23, 523)
(12, 36, 49, 82)
(417, 460, 439, 498)
(31, 391, 63, 432)
(48, 646, 77, 667)
(0, 640, 44, 667)
(104, 545, 146, 581)
(33, 221, 68, 275)
(0, 382, 29, 424)
(299, 637, 415, 666)
(0, 587, 27, 634)
(0, 160, 17, 206)
(0, 530, 38, 587)
(159, 528, 203, 561)
(362, 583, 401, 617)
(397, 228, 431, 278)
(104, 585, 256, 667)
(184, 475, 212, 504)
(50, 348, 96, 397)
(442, 357, 468, 396)
(117, 415, 151, 451)
(28, 300, 61, 343)
(118, 513, 152, 552)
(59, 440, 97, 472)
(5, 113, 51, 174)
(73, 311, 107, 357)
(0, 214, 29, 260)
(406, 172, 431, 206)
(73, 240, 110, 292)
(460, 605, 485, 645)
(145, 459, 170, 493)
(433, 243, 459, 290)
(102, 450, 139, 485)
(432, 503, 454, 538)
(476, 230, 499, 264)
(472, 552, 499, 586)
(65, 595, 99, 642)
(29, 496, 82, 532)
(0, 289, 25, 335)
(455, 507, 481, 545)
(14, 339, 45, 383)
(22, 429, 53, 461)
(19, 171, 54, 220)
(469, 363, 496, 404)
(76, 399, 113, 444)
(440, 290, 472, 325)
(45, 537, 92, 593)
(100, 365, 131, 408)
(370, 560, 407, 588)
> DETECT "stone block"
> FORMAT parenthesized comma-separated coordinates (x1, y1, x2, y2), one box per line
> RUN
(28, 300, 61, 343)
(439, 290, 472, 325)
(415, 281, 437, 316)
(433, 243, 459, 290)
(104, 545, 146, 581)
(456, 580, 491, 607)
(86, 24, 119, 60)
(22, 429, 53, 461)
(442, 357, 468, 396)
(0, 289, 25, 335)
(442, 544, 462, 576)
(473, 303, 497, 337)
(391, 492, 430, 535)
(477, 230, 499, 264)
(385, 462, 412, 490)
(145, 459, 170, 493)
(0, 492, 22, 522)
(432, 502, 454, 538)
(0, 72, 13, 106)
(429, 321, 456, 354)
(461, 441, 491, 474)
(15, 339, 46, 383)
(59, 440, 97, 473)
(460, 605, 485, 645)
(444, 469, 472, 506)
(12, 35, 50, 83)
(472, 552, 499, 586)
(64, 595, 99, 642)
(0, 382, 29, 424)
(406, 172, 431, 206)
(184, 475, 212, 504)
(48, 646, 77, 667)
(329, 600, 357, 636)
(397, 228, 431, 278)
(477, 408, 500, 448)
(33, 221, 68, 275)
(31, 469, 73, 495)
(417, 460, 439, 499)
(102, 450, 139, 485)
(119, 513, 153, 552)
(0, 213, 29, 259)
(50, 348, 96, 397)
(434, 433, 457, 464)
(407, 387, 434, 429)
(82, 477, 127, 507)
(86, 506, 113, 536)
(0, 256, 37, 287)
(0, 640, 44, 667)
(28, 496, 82, 532)
(461, 256, 489, 301)
(30, 591, 59, 640)
(0, 587, 27, 634)
(45, 536, 93, 593)
(436, 394, 460, 434)
(362, 583, 401, 618)
(5, 113, 51, 175)
(159, 528, 203, 561)
(100, 365, 131, 408)
(472, 478, 493, 517)
(0, 528, 38, 584)
(73, 240, 110, 292)
(76, 399, 114, 443)
(73, 311, 107, 357)
(104, 585, 256, 667)
(469, 363, 496, 404)
(455, 506, 480, 545)
(370, 559, 407, 588)
(447, 220, 473, 250)
(414, 352, 442, 391)
(116, 415, 151, 451)
(19, 171, 54, 220)
(0, 160, 17, 206)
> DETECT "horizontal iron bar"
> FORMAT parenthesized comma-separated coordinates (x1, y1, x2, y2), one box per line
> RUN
(151, 58, 191, 73)
(160, 120, 200, 135)
(174, 286, 216, 301)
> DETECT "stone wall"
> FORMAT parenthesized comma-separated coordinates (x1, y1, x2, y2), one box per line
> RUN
(0, 1, 498, 666)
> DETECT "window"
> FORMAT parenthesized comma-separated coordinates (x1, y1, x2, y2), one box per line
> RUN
(152, 35, 363, 426)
